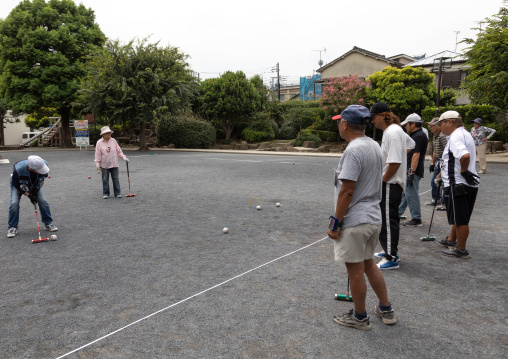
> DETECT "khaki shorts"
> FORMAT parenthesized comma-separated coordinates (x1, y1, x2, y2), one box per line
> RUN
(333, 223, 381, 263)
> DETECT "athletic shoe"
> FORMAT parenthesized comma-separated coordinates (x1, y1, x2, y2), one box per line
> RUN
(377, 258, 400, 270)
(436, 205, 446, 211)
(116, 195, 122, 198)
(333, 309, 371, 331)
(45, 224, 58, 232)
(7, 227, 18, 238)
(442, 247, 470, 258)
(374, 251, 400, 262)
(478, 170, 486, 174)
(374, 305, 397, 325)
(399, 215, 406, 219)
(403, 218, 422, 227)
(103, 195, 108, 199)
(437, 237, 456, 248)
(425, 200, 436, 206)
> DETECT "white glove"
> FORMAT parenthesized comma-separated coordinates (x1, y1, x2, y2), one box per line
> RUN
(125, 157, 129, 163)
(434, 177, 442, 187)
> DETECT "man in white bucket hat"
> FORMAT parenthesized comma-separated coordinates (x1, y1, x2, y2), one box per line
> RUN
(7, 155, 58, 238)
(94, 126, 129, 199)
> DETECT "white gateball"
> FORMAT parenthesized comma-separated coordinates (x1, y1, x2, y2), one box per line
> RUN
(50, 234, 57, 240)
(276, 202, 281, 207)
(256, 205, 261, 210)
(223, 227, 229, 234)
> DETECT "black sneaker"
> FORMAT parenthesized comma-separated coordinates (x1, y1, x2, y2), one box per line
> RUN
(442, 247, 470, 258)
(403, 218, 422, 227)
(333, 309, 371, 331)
(437, 236, 456, 248)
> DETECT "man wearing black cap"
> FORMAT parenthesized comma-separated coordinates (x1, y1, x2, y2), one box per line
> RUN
(328, 105, 396, 330)
(370, 102, 415, 270)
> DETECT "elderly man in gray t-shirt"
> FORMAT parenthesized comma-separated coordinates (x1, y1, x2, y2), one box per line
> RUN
(327, 105, 396, 331)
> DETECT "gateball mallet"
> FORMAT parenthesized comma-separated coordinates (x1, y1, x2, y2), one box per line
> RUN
(126, 161, 135, 197)
(421, 180, 442, 241)
(32, 202, 49, 244)
(335, 276, 353, 302)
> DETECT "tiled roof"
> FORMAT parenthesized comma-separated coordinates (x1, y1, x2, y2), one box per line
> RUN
(317, 46, 399, 72)
(407, 50, 467, 67)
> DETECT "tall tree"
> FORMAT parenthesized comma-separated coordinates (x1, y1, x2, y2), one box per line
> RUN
(0, 0, 105, 147)
(249, 74, 268, 111)
(367, 66, 436, 119)
(461, 1, 508, 109)
(79, 38, 197, 150)
(200, 71, 259, 140)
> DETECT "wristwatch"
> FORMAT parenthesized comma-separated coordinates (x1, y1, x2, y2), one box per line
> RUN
(328, 216, 344, 231)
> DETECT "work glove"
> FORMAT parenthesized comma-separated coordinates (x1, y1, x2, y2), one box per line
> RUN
(28, 193, 38, 205)
(434, 177, 442, 187)
(407, 173, 414, 187)
(97, 167, 101, 174)
(429, 164, 435, 173)
(461, 171, 480, 186)
(125, 157, 129, 163)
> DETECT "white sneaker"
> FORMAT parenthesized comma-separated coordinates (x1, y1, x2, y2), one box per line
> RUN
(116, 195, 122, 198)
(374, 251, 385, 258)
(7, 227, 17, 238)
(425, 200, 436, 206)
(103, 195, 108, 199)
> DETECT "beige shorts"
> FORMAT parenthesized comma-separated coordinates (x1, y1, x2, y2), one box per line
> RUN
(333, 223, 381, 263)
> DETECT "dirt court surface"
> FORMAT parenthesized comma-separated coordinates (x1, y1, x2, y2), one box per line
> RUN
(1, 149, 507, 359)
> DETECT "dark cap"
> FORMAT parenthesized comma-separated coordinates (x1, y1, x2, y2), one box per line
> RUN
(370, 102, 391, 116)
(332, 105, 371, 124)
(473, 118, 482, 125)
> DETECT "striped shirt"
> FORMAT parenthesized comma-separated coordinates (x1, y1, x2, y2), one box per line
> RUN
(433, 133, 447, 159)
(470, 126, 496, 146)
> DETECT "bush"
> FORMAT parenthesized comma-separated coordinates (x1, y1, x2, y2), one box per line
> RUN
(291, 132, 322, 147)
(156, 114, 216, 148)
(278, 122, 299, 140)
(241, 126, 274, 142)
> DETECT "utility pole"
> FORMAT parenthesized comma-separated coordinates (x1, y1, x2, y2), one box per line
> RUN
(277, 62, 280, 102)
(454, 31, 460, 52)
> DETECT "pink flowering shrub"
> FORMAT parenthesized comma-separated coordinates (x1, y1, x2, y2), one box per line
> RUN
(319, 75, 369, 119)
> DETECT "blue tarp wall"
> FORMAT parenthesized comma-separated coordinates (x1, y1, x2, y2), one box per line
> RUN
(300, 74, 322, 101)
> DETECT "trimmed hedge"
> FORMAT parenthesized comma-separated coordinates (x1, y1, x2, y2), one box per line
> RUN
(291, 132, 322, 147)
(156, 114, 216, 148)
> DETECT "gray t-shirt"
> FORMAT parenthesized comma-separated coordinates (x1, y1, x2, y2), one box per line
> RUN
(334, 136, 383, 229)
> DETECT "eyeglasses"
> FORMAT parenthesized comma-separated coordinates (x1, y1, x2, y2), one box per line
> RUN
(437, 119, 449, 126)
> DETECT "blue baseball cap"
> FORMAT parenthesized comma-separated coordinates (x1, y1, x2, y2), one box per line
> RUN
(332, 105, 371, 124)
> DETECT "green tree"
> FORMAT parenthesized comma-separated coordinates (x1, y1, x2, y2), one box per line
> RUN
(367, 66, 436, 119)
(249, 74, 269, 111)
(200, 71, 259, 140)
(79, 38, 197, 150)
(0, 0, 106, 147)
(461, 1, 508, 109)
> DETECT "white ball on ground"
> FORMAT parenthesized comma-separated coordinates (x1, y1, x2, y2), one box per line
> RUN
(50, 234, 57, 240)
(256, 205, 261, 210)
(223, 227, 229, 234)
(276, 202, 281, 207)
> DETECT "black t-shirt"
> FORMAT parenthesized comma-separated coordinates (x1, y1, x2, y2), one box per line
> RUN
(407, 128, 428, 178)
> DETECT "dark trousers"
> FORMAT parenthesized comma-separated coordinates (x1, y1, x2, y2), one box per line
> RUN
(379, 182, 403, 261)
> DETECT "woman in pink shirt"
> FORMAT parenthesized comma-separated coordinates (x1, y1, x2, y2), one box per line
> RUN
(94, 126, 129, 199)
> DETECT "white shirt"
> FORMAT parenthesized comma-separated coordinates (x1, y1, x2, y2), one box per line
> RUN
(441, 127, 478, 188)
(381, 124, 415, 190)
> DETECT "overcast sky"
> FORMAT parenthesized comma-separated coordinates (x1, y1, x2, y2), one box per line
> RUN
(1, 0, 504, 87)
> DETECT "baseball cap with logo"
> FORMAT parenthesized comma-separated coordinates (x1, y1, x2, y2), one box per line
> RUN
(27, 155, 49, 174)
(400, 113, 423, 126)
(332, 105, 371, 124)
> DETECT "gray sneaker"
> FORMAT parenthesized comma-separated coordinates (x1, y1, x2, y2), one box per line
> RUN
(7, 227, 18, 238)
(442, 247, 470, 258)
(333, 309, 371, 331)
(437, 236, 456, 248)
(374, 305, 397, 325)
(45, 224, 58, 232)
(116, 195, 122, 198)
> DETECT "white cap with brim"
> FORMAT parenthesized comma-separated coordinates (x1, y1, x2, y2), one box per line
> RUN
(437, 111, 460, 123)
(100, 126, 113, 135)
(27, 155, 49, 174)
(400, 113, 422, 126)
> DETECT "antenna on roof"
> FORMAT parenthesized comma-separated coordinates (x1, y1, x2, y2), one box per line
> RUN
(454, 31, 460, 52)
(312, 47, 326, 67)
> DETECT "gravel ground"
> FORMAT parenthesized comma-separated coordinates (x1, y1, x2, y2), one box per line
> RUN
(1, 149, 507, 359)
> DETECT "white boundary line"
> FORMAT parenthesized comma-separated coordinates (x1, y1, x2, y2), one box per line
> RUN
(55, 236, 329, 359)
